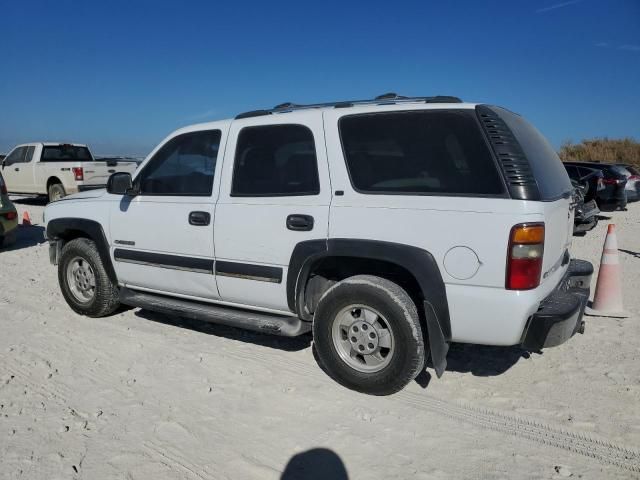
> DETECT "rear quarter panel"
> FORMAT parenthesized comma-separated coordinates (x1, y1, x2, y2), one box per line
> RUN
(323, 106, 570, 345)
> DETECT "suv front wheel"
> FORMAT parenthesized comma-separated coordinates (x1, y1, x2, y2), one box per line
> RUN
(313, 275, 426, 395)
(58, 238, 120, 317)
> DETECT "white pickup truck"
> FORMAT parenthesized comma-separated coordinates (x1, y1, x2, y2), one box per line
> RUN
(1, 143, 138, 201)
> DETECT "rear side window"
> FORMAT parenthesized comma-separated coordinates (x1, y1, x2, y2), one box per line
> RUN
(41, 145, 92, 162)
(137, 130, 221, 196)
(491, 107, 572, 200)
(578, 167, 596, 177)
(339, 110, 504, 195)
(564, 165, 579, 179)
(232, 124, 319, 196)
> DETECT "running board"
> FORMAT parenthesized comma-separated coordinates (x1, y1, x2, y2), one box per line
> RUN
(119, 288, 311, 337)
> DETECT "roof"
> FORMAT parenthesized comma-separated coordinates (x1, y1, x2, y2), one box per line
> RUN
(16, 142, 88, 148)
(234, 93, 465, 119)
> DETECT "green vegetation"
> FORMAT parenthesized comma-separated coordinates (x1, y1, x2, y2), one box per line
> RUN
(559, 138, 640, 169)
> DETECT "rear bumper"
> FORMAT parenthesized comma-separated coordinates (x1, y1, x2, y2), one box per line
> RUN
(521, 259, 593, 350)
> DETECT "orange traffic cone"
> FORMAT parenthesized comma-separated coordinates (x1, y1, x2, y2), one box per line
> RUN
(22, 211, 32, 226)
(585, 224, 628, 318)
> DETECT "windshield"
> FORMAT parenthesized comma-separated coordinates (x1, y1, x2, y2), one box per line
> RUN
(41, 145, 93, 162)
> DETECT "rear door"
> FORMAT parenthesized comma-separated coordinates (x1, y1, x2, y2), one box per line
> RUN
(214, 112, 331, 313)
(109, 128, 226, 300)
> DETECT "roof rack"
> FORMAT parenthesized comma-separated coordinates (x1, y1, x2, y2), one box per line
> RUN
(235, 93, 463, 119)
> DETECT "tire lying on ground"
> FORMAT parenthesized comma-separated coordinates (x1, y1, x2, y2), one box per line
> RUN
(313, 275, 426, 395)
(58, 237, 120, 317)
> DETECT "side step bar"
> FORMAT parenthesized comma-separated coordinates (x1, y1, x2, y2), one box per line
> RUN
(119, 288, 311, 337)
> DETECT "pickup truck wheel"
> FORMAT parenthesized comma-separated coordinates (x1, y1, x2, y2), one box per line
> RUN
(58, 238, 120, 317)
(313, 275, 425, 395)
(48, 183, 66, 202)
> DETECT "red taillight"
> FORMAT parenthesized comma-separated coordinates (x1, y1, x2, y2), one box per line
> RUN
(4, 211, 17, 221)
(602, 178, 619, 185)
(630, 175, 640, 180)
(72, 167, 84, 181)
(506, 223, 545, 290)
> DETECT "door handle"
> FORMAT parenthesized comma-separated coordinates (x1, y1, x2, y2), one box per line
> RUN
(189, 211, 211, 226)
(286, 214, 314, 231)
(14, 167, 19, 171)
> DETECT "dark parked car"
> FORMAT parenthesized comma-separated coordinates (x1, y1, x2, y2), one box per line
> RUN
(563, 162, 627, 211)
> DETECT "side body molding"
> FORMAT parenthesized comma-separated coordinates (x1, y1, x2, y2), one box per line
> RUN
(288, 238, 451, 376)
(46, 218, 118, 285)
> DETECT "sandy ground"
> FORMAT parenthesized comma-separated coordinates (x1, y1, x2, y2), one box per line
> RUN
(1, 197, 639, 480)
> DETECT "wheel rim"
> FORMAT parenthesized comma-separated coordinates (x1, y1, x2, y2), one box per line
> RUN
(52, 188, 62, 200)
(331, 304, 395, 373)
(66, 256, 96, 303)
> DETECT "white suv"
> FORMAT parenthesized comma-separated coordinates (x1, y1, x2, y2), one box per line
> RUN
(44, 94, 593, 395)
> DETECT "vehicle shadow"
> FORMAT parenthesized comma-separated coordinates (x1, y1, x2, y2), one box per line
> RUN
(1, 225, 46, 252)
(443, 343, 537, 377)
(281, 448, 348, 480)
(134, 309, 312, 352)
(9, 195, 48, 206)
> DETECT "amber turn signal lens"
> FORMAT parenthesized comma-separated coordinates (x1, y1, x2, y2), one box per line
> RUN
(511, 224, 545, 244)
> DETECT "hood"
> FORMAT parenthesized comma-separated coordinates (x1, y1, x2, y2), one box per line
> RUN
(53, 188, 107, 203)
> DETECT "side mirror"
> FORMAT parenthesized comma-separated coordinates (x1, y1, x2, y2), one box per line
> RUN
(107, 172, 135, 195)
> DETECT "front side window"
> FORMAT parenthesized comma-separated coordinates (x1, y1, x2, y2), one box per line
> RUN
(339, 110, 505, 195)
(3, 147, 27, 166)
(41, 145, 92, 162)
(232, 124, 320, 196)
(137, 130, 221, 196)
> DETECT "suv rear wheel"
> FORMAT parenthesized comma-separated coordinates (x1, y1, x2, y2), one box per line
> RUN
(313, 275, 426, 395)
(58, 238, 120, 317)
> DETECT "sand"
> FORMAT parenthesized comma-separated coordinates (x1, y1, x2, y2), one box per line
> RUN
(1, 196, 639, 479)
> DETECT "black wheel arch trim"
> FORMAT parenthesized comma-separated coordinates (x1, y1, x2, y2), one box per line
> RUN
(46, 218, 118, 284)
(288, 238, 452, 375)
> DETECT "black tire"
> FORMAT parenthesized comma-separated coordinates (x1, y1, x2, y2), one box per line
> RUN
(58, 238, 120, 317)
(48, 183, 66, 202)
(313, 275, 426, 395)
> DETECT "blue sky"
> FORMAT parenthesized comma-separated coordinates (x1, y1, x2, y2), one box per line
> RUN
(1, 0, 638, 155)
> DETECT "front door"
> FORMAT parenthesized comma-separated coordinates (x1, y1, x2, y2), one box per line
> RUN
(109, 128, 226, 300)
(214, 113, 331, 313)
(2, 146, 34, 193)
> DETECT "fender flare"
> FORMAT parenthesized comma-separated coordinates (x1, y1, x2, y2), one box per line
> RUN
(287, 238, 451, 377)
(46, 218, 118, 285)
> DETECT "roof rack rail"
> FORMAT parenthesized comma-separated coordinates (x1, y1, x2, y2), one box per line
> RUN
(235, 94, 463, 119)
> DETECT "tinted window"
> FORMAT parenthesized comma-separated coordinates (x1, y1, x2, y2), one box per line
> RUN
(578, 167, 596, 177)
(41, 145, 92, 162)
(4, 147, 27, 166)
(138, 130, 221, 196)
(492, 107, 572, 200)
(564, 165, 579, 179)
(232, 124, 319, 196)
(339, 110, 504, 195)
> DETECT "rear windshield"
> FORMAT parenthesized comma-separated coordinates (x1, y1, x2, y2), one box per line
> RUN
(41, 145, 92, 162)
(609, 165, 631, 176)
(492, 107, 572, 200)
(339, 110, 505, 196)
